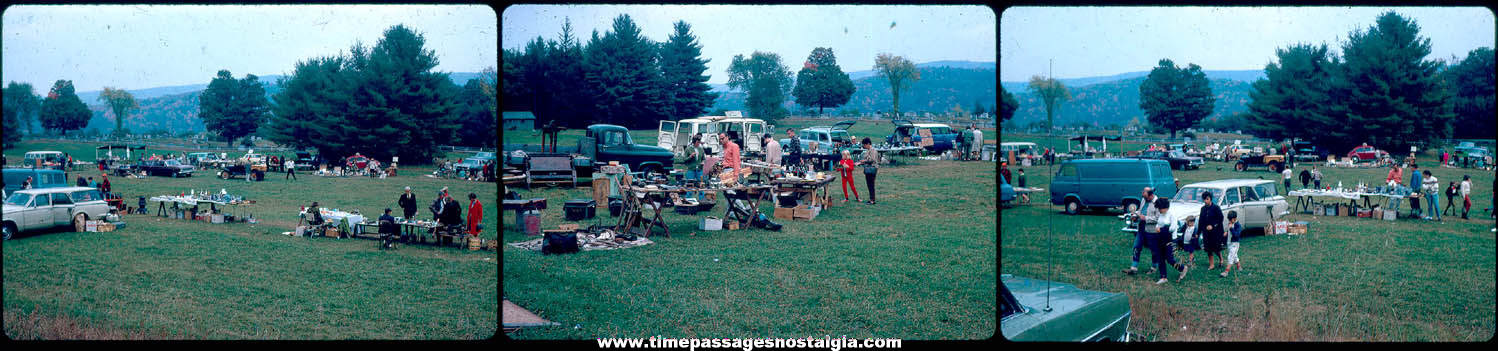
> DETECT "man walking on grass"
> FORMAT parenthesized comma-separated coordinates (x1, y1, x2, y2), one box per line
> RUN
(1123, 187, 1158, 276)
(285, 158, 297, 180)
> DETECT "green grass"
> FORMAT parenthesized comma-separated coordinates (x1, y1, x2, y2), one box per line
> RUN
(3, 141, 498, 339)
(501, 142, 997, 339)
(1000, 133, 1497, 341)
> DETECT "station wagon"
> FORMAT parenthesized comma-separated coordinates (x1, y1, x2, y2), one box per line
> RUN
(3, 186, 114, 240)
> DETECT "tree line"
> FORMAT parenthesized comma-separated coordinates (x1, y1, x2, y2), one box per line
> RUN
(3, 24, 499, 163)
(505, 14, 950, 129)
(1000, 11, 1494, 153)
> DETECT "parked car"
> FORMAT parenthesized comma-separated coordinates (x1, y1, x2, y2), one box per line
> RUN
(1293, 141, 1324, 162)
(138, 159, 195, 177)
(21, 151, 69, 171)
(454, 157, 494, 177)
(1001, 274, 1131, 342)
(658, 117, 722, 157)
(579, 124, 675, 177)
(3, 168, 69, 194)
(1235, 153, 1290, 173)
(778, 121, 861, 168)
(185, 152, 223, 168)
(1166, 179, 1290, 234)
(1346, 145, 1389, 162)
(294, 151, 317, 170)
(1130, 150, 1203, 170)
(1050, 159, 1178, 215)
(1001, 142, 1042, 163)
(3, 186, 113, 240)
(343, 154, 371, 170)
(887, 120, 958, 153)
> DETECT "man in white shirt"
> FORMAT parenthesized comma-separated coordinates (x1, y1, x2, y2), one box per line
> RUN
(284, 158, 297, 181)
(1460, 175, 1472, 219)
(1282, 166, 1293, 193)
(1148, 197, 1186, 284)
(970, 124, 983, 160)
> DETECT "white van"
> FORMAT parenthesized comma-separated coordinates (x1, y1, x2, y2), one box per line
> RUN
(657, 112, 770, 157)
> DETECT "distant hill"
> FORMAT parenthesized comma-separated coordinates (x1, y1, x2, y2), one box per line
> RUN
(79, 72, 481, 134)
(1001, 69, 1265, 93)
(710, 61, 997, 116)
(1007, 75, 1255, 128)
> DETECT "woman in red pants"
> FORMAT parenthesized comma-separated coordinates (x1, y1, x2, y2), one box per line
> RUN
(838, 150, 860, 202)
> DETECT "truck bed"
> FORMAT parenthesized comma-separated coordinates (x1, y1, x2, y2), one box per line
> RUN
(502, 144, 579, 155)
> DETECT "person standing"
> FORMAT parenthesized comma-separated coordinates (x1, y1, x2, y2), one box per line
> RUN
(837, 150, 860, 203)
(1000, 162, 1012, 186)
(859, 138, 880, 205)
(99, 174, 111, 197)
(955, 126, 969, 161)
(1198, 193, 1225, 271)
(784, 129, 803, 169)
(76, 175, 87, 187)
(1461, 175, 1472, 219)
(1423, 170, 1440, 221)
(1410, 164, 1424, 218)
(970, 125, 983, 161)
(22, 176, 33, 190)
(285, 157, 297, 180)
(1017, 169, 1030, 203)
(1312, 165, 1323, 189)
(88, 177, 96, 189)
(430, 189, 446, 223)
(680, 135, 706, 199)
(1281, 166, 1293, 193)
(1123, 187, 1158, 275)
(1220, 211, 1244, 277)
(466, 193, 483, 238)
(719, 133, 742, 179)
(399, 187, 418, 220)
(1298, 167, 1312, 190)
(441, 191, 463, 245)
(1443, 181, 1459, 217)
(762, 134, 782, 167)
(1149, 197, 1186, 284)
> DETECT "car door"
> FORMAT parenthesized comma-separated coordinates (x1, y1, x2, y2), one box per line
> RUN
(1236, 186, 1266, 226)
(1220, 187, 1243, 226)
(50, 192, 75, 227)
(657, 121, 677, 153)
(28, 193, 51, 230)
(1254, 183, 1287, 217)
(745, 123, 763, 153)
(1051, 163, 1080, 205)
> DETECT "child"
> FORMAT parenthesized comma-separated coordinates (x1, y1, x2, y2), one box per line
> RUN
(1221, 211, 1244, 277)
(1017, 169, 1030, 203)
(837, 150, 860, 203)
(1175, 214, 1199, 278)
(1460, 175, 1472, 219)
(1443, 181, 1459, 216)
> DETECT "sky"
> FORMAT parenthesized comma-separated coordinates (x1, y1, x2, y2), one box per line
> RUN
(502, 4, 996, 85)
(2, 4, 497, 93)
(1000, 6, 1495, 81)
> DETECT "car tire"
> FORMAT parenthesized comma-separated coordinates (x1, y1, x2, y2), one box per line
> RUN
(3, 223, 14, 241)
(1235, 163, 1246, 172)
(221, 171, 231, 179)
(72, 214, 86, 232)
(1064, 198, 1081, 215)
(1269, 162, 1281, 173)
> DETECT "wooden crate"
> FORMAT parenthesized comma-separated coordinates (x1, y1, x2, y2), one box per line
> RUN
(469, 236, 482, 251)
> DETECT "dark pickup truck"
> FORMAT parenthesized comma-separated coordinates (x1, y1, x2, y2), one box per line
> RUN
(1129, 150, 1204, 170)
(138, 159, 195, 177)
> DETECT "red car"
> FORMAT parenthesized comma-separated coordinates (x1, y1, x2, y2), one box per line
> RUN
(1346, 145, 1388, 162)
(344, 154, 371, 170)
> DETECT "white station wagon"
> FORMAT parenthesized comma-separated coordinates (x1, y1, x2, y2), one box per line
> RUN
(3, 186, 113, 240)
(1167, 179, 1290, 234)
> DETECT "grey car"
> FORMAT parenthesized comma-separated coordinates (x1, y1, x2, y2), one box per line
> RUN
(3, 187, 113, 240)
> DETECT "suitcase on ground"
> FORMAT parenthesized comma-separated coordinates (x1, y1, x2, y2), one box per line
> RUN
(564, 199, 596, 221)
(542, 230, 579, 254)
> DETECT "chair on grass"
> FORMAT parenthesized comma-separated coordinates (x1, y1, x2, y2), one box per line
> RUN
(378, 219, 398, 249)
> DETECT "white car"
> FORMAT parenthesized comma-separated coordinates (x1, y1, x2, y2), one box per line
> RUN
(1166, 179, 1290, 234)
(3, 186, 114, 240)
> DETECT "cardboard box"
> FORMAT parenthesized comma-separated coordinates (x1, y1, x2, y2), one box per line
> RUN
(97, 222, 116, 232)
(773, 206, 795, 220)
(726, 221, 740, 230)
(326, 227, 340, 238)
(1288, 224, 1307, 235)
(1383, 209, 1397, 221)
(792, 205, 815, 220)
(85, 220, 100, 232)
(1272, 221, 1289, 235)
(211, 214, 225, 224)
(592, 178, 610, 205)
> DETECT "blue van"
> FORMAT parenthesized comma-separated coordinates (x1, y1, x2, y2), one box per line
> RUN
(1049, 159, 1177, 215)
(3, 168, 70, 194)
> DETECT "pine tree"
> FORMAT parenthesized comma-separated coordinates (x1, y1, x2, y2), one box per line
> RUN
(1245, 44, 1339, 147)
(585, 15, 668, 129)
(658, 21, 719, 121)
(1442, 47, 1495, 140)
(1334, 11, 1454, 151)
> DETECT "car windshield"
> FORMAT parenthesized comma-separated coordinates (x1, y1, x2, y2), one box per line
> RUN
(5, 193, 32, 206)
(164, 160, 181, 166)
(1173, 187, 1224, 204)
(1170, 151, 1186, 158)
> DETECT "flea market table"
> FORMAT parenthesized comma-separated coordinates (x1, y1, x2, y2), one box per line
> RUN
(617, 182, 774, 237)
(770, 176, 837, 208)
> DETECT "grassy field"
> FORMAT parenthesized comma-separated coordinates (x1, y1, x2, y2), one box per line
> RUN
(502, 127, 997, 339)
(1000, 133, 1497, 341)
(3, 140, 498, 339)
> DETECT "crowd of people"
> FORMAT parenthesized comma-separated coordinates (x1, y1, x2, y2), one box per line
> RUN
(304, 186, 483, 247)
(676, 129, 882, 205)
(1122, 188, 1247, 284)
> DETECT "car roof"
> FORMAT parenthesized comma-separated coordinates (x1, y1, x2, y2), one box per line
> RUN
(1065, 158, 1169, 165)
(24, 151, 64, 155)
(911, 123, 949, 128)
(15, 186, 98, 194)
(1001, 142, 1037, 146)
(1181, 179, 1273, 189)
